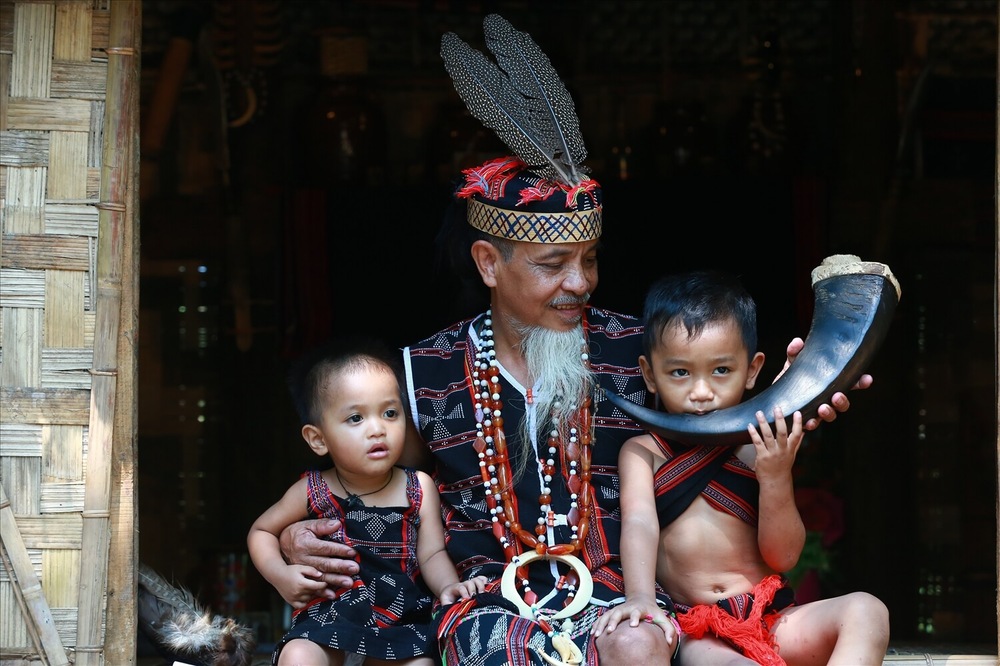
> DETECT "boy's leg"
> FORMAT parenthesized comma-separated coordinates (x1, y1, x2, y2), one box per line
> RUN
(676, 634, 757, 666)
(770, 592, 890, 666)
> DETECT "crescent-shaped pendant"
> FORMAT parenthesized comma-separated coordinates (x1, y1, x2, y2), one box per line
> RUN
(500, 552, 594, 620)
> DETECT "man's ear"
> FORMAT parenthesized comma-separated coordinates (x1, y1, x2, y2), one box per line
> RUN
(745, 351, 766, 390)
(301, 424, 329, 456)
(638, 354, 658, 395)
(470, 239, 500, 288)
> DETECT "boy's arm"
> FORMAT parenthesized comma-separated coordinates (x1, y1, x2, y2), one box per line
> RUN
(618, 438, 663, 606)
(750, 409, 807, 573)
(592, 436, 675, 644)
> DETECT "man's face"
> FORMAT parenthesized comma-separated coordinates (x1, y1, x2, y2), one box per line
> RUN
(491, 239, 599, 333)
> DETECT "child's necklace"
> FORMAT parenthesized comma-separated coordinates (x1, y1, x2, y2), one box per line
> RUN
(334, 467, 393, 509)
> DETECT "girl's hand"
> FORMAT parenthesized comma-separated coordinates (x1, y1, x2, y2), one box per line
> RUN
(276, 564, 330, 609)
(439, 575, 488, 604)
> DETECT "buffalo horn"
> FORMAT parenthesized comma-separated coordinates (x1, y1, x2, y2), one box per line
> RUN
(603, 255, 901, 447)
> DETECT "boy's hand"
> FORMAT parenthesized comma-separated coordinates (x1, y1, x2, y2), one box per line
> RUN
(749, 407, 803, 479)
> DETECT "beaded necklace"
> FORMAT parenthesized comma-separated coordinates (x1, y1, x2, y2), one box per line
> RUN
(469, 310, 595, 621)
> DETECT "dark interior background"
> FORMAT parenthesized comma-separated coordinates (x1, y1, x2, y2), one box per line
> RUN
(135, 0, 998, 653)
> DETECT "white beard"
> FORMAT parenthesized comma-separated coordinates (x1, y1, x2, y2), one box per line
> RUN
(511, 323, 594, 480)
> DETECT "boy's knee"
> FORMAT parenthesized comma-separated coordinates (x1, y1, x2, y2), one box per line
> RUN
(852, 592, 889, 620)
(847, 592, 891, 641)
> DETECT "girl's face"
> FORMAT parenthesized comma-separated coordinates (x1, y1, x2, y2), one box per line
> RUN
(639, 319, 765, 416)
(302, 366, 406, 478)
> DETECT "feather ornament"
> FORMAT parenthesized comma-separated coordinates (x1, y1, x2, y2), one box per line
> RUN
(137, 562, 257, 666)
(441, 14, 589, 187)
(456, 156, 525, 199)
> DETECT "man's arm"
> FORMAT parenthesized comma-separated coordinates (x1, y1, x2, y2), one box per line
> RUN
(277, 413, 433, 595)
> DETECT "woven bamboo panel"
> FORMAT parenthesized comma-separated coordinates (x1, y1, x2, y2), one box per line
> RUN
(0, 1, 138, 664)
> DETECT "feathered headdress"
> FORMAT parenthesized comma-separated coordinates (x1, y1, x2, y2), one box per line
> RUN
(440, 14, 602, 243)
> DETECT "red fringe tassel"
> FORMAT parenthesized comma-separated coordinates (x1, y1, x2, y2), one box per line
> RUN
(677, 574, 788, 666)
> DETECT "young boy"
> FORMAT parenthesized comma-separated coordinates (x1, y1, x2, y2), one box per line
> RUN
(592, 270, 889, 665)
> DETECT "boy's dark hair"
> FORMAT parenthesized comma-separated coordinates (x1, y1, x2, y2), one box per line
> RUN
(287, 336, 404, 427)
(642, 270, 758, 360)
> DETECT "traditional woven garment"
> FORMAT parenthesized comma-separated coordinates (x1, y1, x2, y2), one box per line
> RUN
(674, 574, 796, 666)
(405, 307, 671, 665)
(272, 468, 435, 663)
(650, 434, 794, 665)
(649, 432, 758, 528)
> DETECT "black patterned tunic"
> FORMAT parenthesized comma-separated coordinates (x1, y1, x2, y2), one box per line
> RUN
(403, 308, 673, 665)
(272, 467, 434, 663)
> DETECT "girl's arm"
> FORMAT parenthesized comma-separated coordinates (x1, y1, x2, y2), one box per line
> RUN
(414, 470, 485, 602)
(248, 477, 329, 606)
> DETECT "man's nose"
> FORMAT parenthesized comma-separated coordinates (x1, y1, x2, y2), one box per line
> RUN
(562, 264, 590, 293)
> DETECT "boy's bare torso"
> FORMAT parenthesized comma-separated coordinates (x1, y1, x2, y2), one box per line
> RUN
(654, 465, 774, 607)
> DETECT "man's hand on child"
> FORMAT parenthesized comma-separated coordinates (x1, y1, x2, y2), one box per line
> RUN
(781, 337, 873, 431)
(279, 518, 359, 591)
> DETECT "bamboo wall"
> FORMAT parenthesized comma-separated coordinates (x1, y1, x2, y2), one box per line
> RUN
(0, 1, 139, 663)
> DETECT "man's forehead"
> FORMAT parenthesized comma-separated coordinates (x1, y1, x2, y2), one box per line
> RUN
(516, 239, 601, 259)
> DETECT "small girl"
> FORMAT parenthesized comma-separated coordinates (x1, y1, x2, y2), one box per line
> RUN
(248, 338, 487, 666)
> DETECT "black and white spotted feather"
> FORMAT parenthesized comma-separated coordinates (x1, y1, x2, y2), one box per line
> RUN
(440, 14, 589, 187)
(137, 562, 256, 666)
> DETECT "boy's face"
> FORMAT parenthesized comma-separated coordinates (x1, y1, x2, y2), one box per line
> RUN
(639, 319, 765, 416)
(300, 366, 407, 475)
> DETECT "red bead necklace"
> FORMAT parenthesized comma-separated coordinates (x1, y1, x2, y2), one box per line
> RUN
(469, 311, 594, 614)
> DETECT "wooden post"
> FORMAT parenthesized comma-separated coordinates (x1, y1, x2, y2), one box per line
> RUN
(105, 1, 142, 663)
(74, 1, 141, 663)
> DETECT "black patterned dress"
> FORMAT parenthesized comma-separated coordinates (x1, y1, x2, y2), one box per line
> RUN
(272, 467, 435, 663)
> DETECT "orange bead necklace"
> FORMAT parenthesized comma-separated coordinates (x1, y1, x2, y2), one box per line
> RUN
(469, 311, 594, 613)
